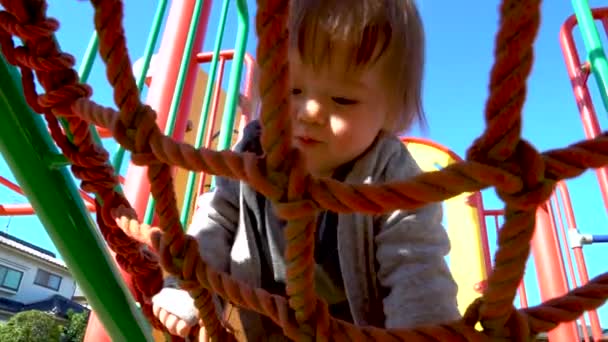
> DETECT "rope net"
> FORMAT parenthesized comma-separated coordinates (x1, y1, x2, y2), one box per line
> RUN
(0, 0, 607, 341)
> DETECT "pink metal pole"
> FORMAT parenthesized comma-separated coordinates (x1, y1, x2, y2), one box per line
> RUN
(532, 204, 580, 341)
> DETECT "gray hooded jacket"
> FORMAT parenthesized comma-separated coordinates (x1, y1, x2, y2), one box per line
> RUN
(187, 121, 460, 339)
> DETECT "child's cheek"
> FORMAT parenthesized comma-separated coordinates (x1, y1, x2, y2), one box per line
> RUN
(329, 116, 349, 139)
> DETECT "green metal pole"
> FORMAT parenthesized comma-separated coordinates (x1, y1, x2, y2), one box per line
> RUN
(0, 55, 151, 342)
(78, 33, 99, 84)
(55, 33, 102, 147)
(135, 0, 169, 92)
(216, 0, 249, 151)
(211, 0, 249, 188)
(180, 0, 232, 225)
(143, 0, 205, 225)
(572, 0, 608, 113)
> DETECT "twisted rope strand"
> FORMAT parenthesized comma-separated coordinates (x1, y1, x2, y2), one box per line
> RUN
(63, 98, 608, 213)
(88, 0, 225, 339)
(256, 0, 322, 335)
(465, 0, 545, 335)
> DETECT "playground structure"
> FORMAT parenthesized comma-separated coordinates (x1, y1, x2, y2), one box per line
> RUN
(0, 0, 607, 341)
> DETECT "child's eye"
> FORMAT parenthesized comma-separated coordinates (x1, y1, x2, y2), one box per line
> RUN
(291, 88, 302, 95)
(332, 97, 358, 105)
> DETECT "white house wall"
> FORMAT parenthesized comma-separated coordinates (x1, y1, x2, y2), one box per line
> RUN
(0, 246, 75, 304)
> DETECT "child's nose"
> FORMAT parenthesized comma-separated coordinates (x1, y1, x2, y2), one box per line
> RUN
(297, 99, 325, 124)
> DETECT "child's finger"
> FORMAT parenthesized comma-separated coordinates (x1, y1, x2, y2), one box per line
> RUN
(153, 303, 192, 337)
(162, 312, 184, 336)
(152, 302, 162, 317)
(197, 326, 208, 342)
(172, 316, 193, 337)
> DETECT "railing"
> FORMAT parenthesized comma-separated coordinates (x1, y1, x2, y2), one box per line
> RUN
(483, 181, 604, 341)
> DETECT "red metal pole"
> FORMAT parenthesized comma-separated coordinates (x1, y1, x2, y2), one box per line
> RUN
(0, 175, 95, 204)
(0, 203, 95, 216)
(192, 51, 254, 197)
(122, 0, 212, 219)
(558, 10, 607, 340)
(531, 204, 580, 342)
(83, 1, 213, 341)
(238, 53, 254, 140)
(483, 210, 529, 308)
(560, 8, 608, 216)
(197, 56, 226, 194)
(550, 189, 591, 342)
(472, 192, 493, 277)
(556, 182, 603, 339)
(195, 51, 255, 141)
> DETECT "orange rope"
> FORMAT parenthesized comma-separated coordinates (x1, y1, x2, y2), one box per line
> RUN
(0, 0, 607, 341)
(255, 0, 320, 336)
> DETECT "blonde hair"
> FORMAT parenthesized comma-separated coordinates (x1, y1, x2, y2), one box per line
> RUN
(289, 0, 426, 133)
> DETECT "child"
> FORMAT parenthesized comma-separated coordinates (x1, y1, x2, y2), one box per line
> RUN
(152, 0, 460, 339)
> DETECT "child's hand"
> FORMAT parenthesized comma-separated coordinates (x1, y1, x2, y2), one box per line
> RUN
(238, 94, 253, 117)
(152, 302, 199, 337)
(152, 288, 200, 338)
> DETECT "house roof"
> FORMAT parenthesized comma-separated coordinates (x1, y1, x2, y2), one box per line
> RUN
(0, 231, 66, 269)
(24, 294, 89, 319)
(0, 296, 23, 314)
(0, 294, 89, 319)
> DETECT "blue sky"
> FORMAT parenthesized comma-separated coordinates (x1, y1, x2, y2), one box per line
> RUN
(1, 0, 607, 330)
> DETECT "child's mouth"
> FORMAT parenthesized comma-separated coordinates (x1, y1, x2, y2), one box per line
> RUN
(296, 136, 321, 146)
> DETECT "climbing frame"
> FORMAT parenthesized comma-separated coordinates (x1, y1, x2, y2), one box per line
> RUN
(0, 0, 607, 341)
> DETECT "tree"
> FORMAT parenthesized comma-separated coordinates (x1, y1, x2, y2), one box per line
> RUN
(62, 309, 88, 342)
(0, 310, 62, 342)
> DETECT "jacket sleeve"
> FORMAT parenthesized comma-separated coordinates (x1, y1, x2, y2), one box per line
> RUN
(375, 150, 461, 329)
(152, 129, 252, 323)
(187, 175, 239, 273)
(153, 186, 237, 324)
(186, 120, 261, 272)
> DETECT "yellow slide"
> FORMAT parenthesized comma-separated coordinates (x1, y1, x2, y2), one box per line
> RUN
(403, 137, 490, 315)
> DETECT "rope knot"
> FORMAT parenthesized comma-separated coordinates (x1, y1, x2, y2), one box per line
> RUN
(497, 140, 554, 210)
(270, 148, 317, 221)
(463, 297, 484, 328)
(486, 307, 534, 341)
(113, 104, 158, 156)
(0, 11, 59, 40)
(470, 139, 554, 211)
(313, 298, 331, 341)
(465, 300, 534, 341)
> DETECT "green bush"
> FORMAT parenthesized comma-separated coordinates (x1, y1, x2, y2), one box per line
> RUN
(62, 309, 88, 342)
(0, 310, 62, 342)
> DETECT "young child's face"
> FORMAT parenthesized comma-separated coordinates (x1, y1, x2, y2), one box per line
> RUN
(289, 45, 391, 177)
